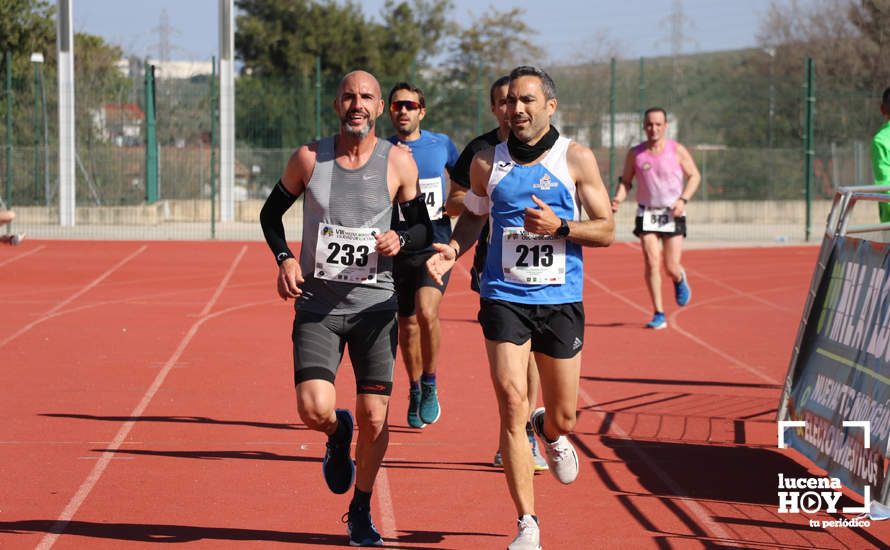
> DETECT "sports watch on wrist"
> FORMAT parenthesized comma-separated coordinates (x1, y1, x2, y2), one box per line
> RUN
(555, 218, 570, 238)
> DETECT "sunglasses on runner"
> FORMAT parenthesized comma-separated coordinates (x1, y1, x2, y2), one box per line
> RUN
(389, 100, 422, 112)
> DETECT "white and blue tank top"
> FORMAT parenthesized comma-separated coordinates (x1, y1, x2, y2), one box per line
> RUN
(481, 136, 583, 304)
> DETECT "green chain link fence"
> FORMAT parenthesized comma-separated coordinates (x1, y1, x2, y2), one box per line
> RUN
(0, 51, 885, 241)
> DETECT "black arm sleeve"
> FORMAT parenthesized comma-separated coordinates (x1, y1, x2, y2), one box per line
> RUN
(396, 195, 433, 252)
(260, 180, 298, 265)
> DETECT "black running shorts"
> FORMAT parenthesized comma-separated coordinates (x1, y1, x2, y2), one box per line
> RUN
(292, 309, 397, 395)
(477, 298, 585, 359)
(393, 251, 450, 317)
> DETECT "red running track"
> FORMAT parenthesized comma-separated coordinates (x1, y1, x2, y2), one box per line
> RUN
(0, 240, 887, 549)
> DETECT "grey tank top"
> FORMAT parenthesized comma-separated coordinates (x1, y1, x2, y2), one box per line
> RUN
(297, 136, 396, 314)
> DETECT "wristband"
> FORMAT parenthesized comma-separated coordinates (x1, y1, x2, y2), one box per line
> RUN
(678, 197, 688, 204)
(276, 251, 295, 265)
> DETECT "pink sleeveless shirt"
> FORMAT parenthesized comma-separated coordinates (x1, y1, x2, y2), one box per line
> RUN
(632, 139, 684, 208)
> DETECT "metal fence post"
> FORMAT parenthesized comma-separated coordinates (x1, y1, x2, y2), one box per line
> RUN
(33, 60, 40, 202)
(4, 51, 12, 213)
(638, 57, 645, 142)
(609, 57, 616, 195)
(315, 56, 321, 141)
(144, 64, 158, 204)
(804, 57, 815, 242)
(210, 56, 217, 239)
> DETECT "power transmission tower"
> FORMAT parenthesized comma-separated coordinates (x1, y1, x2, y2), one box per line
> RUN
(152, 8, 177, 62)
(669, 0, 688, 105)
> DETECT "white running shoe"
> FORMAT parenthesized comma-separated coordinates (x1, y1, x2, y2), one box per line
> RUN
(531, 407, 579, 484)
(507, 514, 541, 550)
(3, 233, 24, 246)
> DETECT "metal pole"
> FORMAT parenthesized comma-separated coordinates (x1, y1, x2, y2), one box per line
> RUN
(57, 0, 76, 226)
(33, 61, 40, 202)
(314, 55, 321, 140)
(144, 64, 158, 203)
(804, 57, 815, 242)
(638, 57, 645, 142)
(701, 149, 707, 200)
(609, 57, 616, 195)
(210, 56, 217, 239)
(218, 0, 235, 222)
(5, 51, 12, 212)
(39, 64, 49, 206)
(475, 62, 483, 136)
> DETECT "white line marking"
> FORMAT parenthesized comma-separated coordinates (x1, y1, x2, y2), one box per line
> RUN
(577, 387, 734, 541)
(0, 244, 45, 267)
(685, 267, 796, 313)
(842, 420, 871, 449)
(35, 245, 247, 549)
(583, 272, 779, 385)
(777, 421, 806, 448)
(376, 465, 397, 541)
(0, 246, 147, 350)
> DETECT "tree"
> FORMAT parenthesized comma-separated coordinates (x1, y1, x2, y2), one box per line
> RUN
(234, 0, 452, 147)
(421, 6, 542, 144)
(0, 0, 55, 74)
(848, 0, 890, 88)
(235, 0, 450, 81)
(376, 0, 454, 78)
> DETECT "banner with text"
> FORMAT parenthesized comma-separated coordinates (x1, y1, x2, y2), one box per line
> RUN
(782, 236, 890, 503)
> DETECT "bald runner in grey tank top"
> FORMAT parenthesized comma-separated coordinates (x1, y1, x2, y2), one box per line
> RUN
(297, 136, 396, 315)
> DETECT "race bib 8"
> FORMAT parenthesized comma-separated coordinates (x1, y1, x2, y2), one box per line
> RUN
(501, 227, 566, 285)
(314, 224, 378, 284)
(639, 206, 676, 233)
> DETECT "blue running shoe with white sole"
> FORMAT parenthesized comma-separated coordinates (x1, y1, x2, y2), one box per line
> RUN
(344, 504, 383, 547)
(675, 271, 691, 306)
(419, 381, 441, 425)
(407, 386, 425, 428)
(646, 312, 667, 330)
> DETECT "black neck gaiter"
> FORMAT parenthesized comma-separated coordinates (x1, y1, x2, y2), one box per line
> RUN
(507, 125, 560, 164)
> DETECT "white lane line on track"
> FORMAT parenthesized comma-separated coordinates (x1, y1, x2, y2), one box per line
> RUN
(684, 267, 797, 313)
(0, 245, 147, 350)
(376, 466, 397, 542)
(35, 245, 247, 550)
(583, 272, 779, 385)
(0, 244, 45, 267)
(577, 386, 735, 542)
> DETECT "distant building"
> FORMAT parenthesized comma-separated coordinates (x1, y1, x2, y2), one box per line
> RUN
(115, 58, 214, 80)
(92, 103, 145, 146)
(147, 60, 213, 80)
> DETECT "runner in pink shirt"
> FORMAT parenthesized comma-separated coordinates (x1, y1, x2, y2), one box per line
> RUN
(611, 107, 700, 329)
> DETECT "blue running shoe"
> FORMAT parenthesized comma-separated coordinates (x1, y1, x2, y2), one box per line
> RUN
(407, 386, 426, 428)
(419, 381, 441, 425)
(646, 312, 667, 330)
(323, 409, 355, 494)
(675, 271, 691, 306)
(344, 503, 383, 546)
